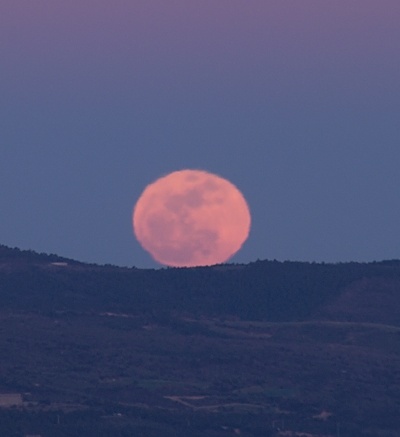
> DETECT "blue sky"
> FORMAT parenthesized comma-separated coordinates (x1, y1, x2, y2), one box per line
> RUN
(1, 1, 399, 267)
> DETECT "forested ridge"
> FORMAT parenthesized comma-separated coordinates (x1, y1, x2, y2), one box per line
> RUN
(0, 244, 400, 322)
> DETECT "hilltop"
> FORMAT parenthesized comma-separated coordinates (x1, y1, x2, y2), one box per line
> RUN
(1, 244, 400, 323)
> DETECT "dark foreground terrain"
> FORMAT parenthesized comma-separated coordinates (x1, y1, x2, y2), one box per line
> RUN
(0, 245, 399, 436)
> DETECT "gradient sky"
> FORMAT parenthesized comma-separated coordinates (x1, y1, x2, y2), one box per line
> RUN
(1, 1, 399, 268)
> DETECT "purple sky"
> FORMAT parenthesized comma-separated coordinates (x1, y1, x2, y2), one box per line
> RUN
(1, 1, 400, 267)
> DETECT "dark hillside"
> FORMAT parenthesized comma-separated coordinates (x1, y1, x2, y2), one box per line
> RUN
(0, 245, 399, 436)
(315, 275, 400, 325)
(0, 245, 81, 265)
(0, 244, 400, 323)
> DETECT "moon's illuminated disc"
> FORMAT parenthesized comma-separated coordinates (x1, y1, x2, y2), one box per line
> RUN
(133, 169, 251, 267)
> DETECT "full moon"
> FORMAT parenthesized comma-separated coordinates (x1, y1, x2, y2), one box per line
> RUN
(133, 169, 251, 267)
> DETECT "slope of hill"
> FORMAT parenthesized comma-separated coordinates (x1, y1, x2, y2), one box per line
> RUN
(0, 244, 399, 436)
(1, 244, 400, 323)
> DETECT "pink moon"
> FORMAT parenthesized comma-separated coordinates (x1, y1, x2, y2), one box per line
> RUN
(133, 169, 251, 267)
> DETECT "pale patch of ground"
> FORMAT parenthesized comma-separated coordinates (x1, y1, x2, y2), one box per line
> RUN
(313, 410, 333, 421)
(0, 393, 23, 407)
(164, 395, 208, 408)
(278, 432, 333, 437)
(164, 395, 265, 412)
